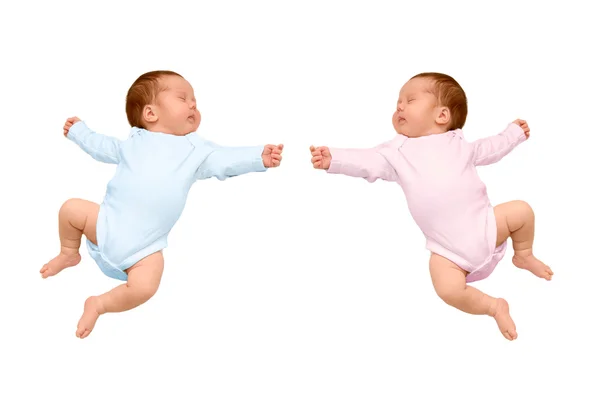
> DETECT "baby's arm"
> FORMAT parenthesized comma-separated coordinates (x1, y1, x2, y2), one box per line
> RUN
(311, 142, 398, 182)
(471, 121, 528, 166)
(66, 119, 123, 164)
(195, 141, 267, 181)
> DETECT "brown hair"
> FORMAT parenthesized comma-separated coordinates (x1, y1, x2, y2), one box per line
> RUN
(125, 70, 183, 128)
(411, 72, 467, 130)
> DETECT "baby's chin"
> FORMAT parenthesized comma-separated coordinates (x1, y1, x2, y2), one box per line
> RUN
(176, 120, 200, 135)
(171, 128, 196, 136)
(393, 126, 412, 137)
(188, 117, 200, 132)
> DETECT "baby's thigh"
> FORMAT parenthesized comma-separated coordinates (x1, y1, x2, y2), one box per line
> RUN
(80, 200, 99, 244)
(493, 201, 524, 247)
(61, 198, 100, 245)
(125, 251, 164, 295)
(429, 253, 467, 297)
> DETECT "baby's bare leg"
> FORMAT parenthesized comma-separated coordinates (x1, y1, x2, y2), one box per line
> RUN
(430, 253, 517, 340)
(76, 251, 164, 339)
(40, 198, 99, 278)
(494, 200, 553, 280)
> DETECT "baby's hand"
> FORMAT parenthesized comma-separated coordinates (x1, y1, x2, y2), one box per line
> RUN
(310, 145, 331, 169)
(63, 117, 81, 136)
(513, 119, 530, 138)
(262, 144, 284, 168)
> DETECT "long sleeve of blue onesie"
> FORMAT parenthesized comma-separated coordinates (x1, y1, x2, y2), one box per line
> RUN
(195, 140, 267, 180)
(66, 121, 123, 164)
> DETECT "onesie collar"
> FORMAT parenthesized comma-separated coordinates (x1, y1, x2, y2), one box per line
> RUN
(451, 129, 464, 138)
(129, 126, 146, 137)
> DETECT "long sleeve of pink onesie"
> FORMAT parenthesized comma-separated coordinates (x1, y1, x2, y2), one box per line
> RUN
(326, 142, 398, 182)
(471, 123, 528, 166)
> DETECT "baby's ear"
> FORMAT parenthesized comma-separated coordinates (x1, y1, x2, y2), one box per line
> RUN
(143, 105, 158, 123)
(435, 106, 450, 125)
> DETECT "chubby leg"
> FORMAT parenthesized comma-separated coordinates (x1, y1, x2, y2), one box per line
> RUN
(494, 200, 553, 280)
(76, 251, 164, 339)
(41, 198, 99, 278)
(430, 253, 517, 340)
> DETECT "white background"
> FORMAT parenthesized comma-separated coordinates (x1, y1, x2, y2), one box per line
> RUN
(1, 0, 599, 399)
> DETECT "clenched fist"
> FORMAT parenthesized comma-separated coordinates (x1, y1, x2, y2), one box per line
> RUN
(63, 117, 81, 136)
(512, 119, 530, 138)
(262, 144, 284, 168)
(310, 145, 331, 169)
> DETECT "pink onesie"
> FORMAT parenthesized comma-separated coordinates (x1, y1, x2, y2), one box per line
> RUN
(327, 123, 527, 282)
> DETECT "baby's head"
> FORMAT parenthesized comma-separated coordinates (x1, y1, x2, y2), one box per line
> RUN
(392, 72, 467, 138)
(126, 70, 201, 136)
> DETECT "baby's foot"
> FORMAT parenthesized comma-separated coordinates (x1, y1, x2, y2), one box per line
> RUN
(40, 251, 81, 278)
(490, 298, 517, 341)
(76, 296, 104, 339)
(512, 254, 553, 280)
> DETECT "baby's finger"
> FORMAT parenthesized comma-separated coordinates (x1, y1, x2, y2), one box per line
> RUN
(313, 161, 321, 168)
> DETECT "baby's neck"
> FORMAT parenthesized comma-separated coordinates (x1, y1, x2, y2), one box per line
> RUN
(144, 124, 183, 136)
(410, 125, 450, 138)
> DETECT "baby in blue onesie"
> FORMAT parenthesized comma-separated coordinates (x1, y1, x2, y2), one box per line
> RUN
(40, 70, 284, 339)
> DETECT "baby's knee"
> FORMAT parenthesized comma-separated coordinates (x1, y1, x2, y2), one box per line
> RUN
(514, 200, 534, 215)
(434, 284, 462, 305)
(138, 284, 159, 301)
(59, 198, 80, 215)
(129, 281, 159, 303)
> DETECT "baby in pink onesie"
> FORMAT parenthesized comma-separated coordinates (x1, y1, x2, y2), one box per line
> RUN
(310, 72, 552, 341)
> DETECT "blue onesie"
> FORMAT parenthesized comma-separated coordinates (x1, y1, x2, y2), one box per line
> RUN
(66, 121, 267, 281)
